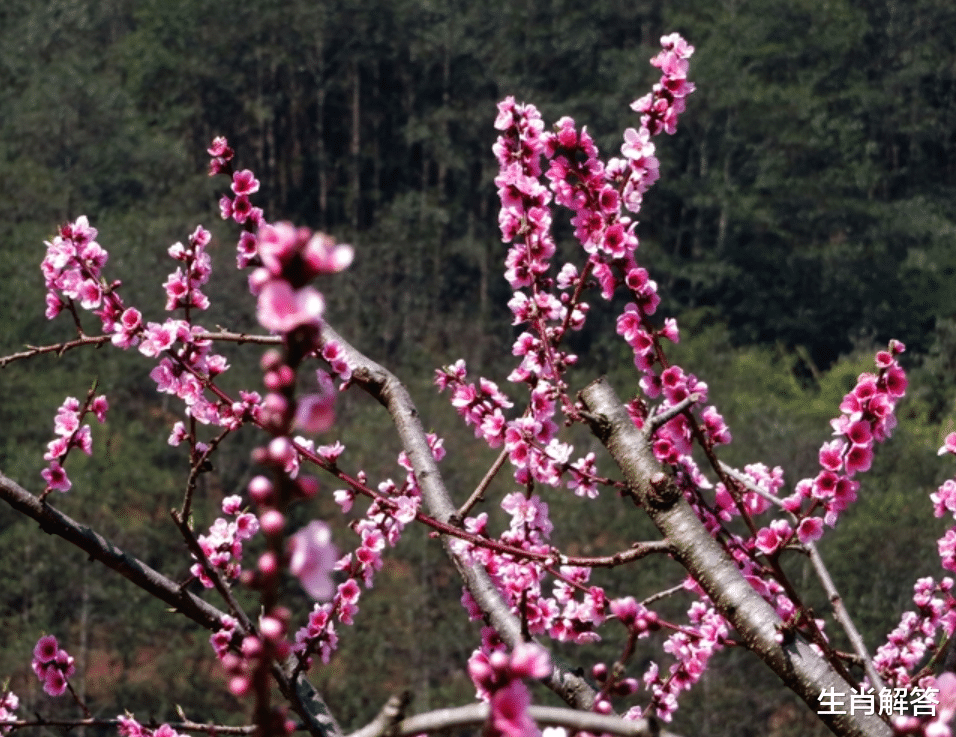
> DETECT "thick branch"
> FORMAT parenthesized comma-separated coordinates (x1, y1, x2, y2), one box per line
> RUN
(320, 322, 598, 710)
(0, 472, 341, 737)
(577, 377, 891, 737)
(348, 702, 680, 737)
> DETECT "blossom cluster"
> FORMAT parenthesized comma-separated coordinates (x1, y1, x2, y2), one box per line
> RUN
(872, 578, 956, 689)
(931, 433, 956, 574)
(0, 692, 17, 734)
(447, 34, 709, 717)
(291, 434, 444, 667)
(41, 216, 115, 325)
(41, 393, 108, 493)
(213, 610, 294, 699)
(630, 32, 697, 138)
(32, 635, 75, 697)
(189, 495, 261, 588)
(780, 342, 908, 534)
(249, 223, 352, 336)
(891, 672, 956, 737)
(468, 641, 551, 737)
(118, 715, 185, 737)
(210, 136, 266, 235)
(633, 600, 728, 721)
(163, 226, 213, 313)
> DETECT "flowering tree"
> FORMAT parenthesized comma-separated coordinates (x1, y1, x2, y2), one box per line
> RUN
(2, 33, 956, 737)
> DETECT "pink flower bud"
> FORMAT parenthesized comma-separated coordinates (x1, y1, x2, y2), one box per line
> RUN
(258, 551, 279, 576)
(260, 510, 285, 535)
(248, 475, 274, 504)
(259, 615, 284, 641)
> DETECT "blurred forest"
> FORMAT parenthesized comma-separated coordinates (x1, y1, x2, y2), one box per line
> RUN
(2, 0, 956, 735)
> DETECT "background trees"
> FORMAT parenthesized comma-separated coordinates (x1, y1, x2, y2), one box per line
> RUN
(2, 1, 956, 735)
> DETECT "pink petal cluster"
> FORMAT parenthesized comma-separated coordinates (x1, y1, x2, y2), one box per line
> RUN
(292, 577, 362, 667)
(149, 326, 237, 428)
(32, 635, 75, 697)
(249, 223, 352, 335)
(163, 225, 213, 312)
(190, 497, 260, 588)
(786, 341, 907, 529)
(291, 435, 442, 667)
(41, 394, 108, 493)
(0, 691, 18, 734)
(118, 715, 185, 737)
(289, 520, 337, 601)
(207, 137, 267, 266)
(643, 601, 728, 722)
(41, 216, 112, 322)
(891, 672, 956, 737)
(630, 33, 696, 137)
(468, 643, 551, 737)
(873, 577, 956, 688)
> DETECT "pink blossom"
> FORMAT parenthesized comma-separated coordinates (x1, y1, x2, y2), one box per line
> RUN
(257, 281, 325, 333)
(796, 517, 824, 544)
(289, 520, 337, 601)
(231, 169, 260, 196)
(208, 136, 234, 159)
(844, 444, 873, 476)
(41, 462, 71, 492)
(295, 392, 336, 433)
(489, 680, 539, 737)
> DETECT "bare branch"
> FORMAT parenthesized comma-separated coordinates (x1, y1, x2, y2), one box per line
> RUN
(346, 691, 412, 737)
(577, 377, 891, 737)
(0, 335, 112, 368)
(456, 447, 508, 519)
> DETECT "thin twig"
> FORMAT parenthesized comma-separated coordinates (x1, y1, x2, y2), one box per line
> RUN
(642, 393, 700, 437)
(3, 718, 256, 735)
(0, 335, 113, 367)
(456, 448, 508, 520)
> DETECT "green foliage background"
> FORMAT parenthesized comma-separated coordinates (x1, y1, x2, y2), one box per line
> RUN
(2, 0, 956, 735)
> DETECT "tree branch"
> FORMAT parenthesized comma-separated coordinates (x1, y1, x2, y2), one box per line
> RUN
(319, 322, 599, 710)
(718, 461, 885, 691)
(348, 701, 683, 737)
(577, 376, 891, 737)
(0, 472, 341, 737)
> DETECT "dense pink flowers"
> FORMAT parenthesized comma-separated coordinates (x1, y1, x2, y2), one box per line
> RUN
(0, 691, 17, 734)
(190, 497, 260, 588)
(164, 226, 213, 312)
(630, 33, 696, 137)
(41, 394, 108, 494)
(32, 635, 75, 697)
(786, 342, 907, 529)
(873, 577, 956, 688)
